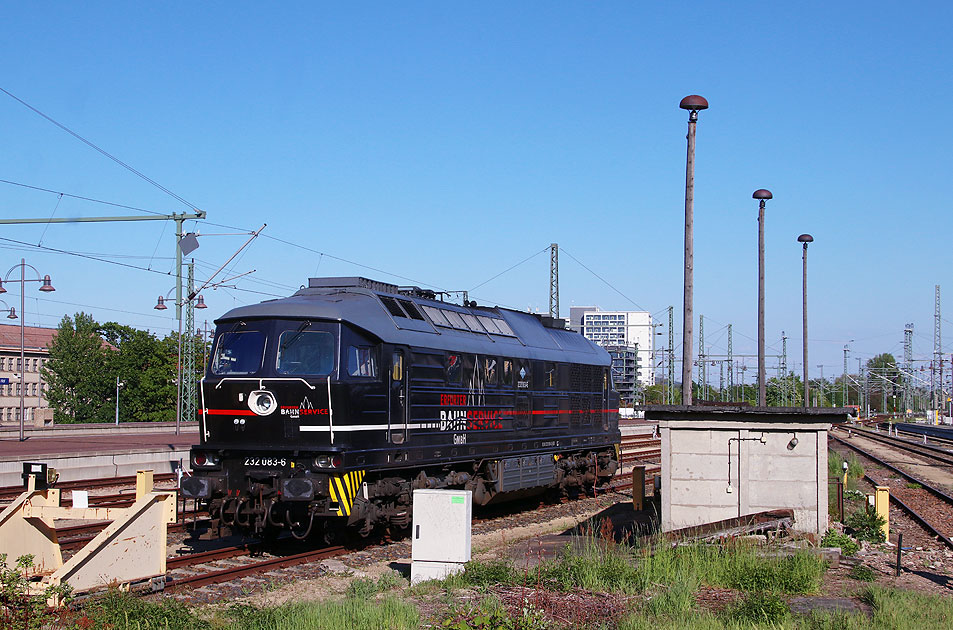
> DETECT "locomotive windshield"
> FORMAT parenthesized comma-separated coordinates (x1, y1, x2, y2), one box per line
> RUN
(211, 331, 265, 375)
(276, 330, 335, 375)
(208, 319, 346, 378)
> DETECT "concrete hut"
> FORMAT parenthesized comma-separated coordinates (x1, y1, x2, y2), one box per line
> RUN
(646, 405, 849, 536)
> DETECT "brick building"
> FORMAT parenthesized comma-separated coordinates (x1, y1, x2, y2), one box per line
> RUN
(0, 323, 56, 426)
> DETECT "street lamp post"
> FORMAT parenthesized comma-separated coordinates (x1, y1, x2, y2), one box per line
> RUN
(115, 376, 125, 426)
(0, 259, 54, 441)
(679, 94, 708, 406)
(798, 234, 814, 407)
(155, 287, 206, 434)
(753, 189, 773, 406)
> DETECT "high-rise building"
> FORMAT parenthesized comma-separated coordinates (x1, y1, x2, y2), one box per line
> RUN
(569, 306, 655, 404)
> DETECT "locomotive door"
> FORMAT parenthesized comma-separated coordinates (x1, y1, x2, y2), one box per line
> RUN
(389, 349, 408, 444)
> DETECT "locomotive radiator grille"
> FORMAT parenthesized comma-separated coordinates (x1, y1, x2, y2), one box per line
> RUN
(328, 470, 366, 516)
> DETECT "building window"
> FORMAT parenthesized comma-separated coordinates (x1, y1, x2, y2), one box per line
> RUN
(16, 384, 20, 396)
(32, 359, 37, 372)
(15, 358, 21, 371)
(31, 383, 36, 396)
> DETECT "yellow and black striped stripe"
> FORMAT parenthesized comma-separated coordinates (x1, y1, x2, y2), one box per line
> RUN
(328, 470, 366, 517)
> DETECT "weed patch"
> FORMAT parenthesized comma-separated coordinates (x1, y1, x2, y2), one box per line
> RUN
(820, 529, 859, 556)
(845, 510, 886, 543)
(848, 564, 877, 582)
(723, 590, 789, 625)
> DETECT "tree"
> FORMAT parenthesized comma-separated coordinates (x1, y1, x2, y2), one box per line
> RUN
(100, 322, 177, 423)
(866, 353, 901, 413)
(41, 313, 111, 423)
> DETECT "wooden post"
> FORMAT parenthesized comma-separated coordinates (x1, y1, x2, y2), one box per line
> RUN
(632, 466, 645, 511)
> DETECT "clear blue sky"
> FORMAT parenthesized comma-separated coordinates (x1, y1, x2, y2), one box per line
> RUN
(0, 2, 949, 382)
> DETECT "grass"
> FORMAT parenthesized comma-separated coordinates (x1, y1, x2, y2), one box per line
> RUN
(616, 585, 953, 629)
(8, 528, 951, 630)
(224, 597, 419, 630)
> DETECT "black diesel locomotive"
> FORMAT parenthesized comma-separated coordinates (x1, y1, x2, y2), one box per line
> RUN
(182, 277, 621, 539)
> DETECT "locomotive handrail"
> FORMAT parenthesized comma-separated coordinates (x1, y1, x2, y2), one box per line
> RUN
(213, 376, 318, 390)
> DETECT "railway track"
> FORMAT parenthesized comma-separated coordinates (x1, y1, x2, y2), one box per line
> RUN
(0, 472, 178, 502)
(620, 433, 661, 464)
(835, 425, 953, 467)
(883, 422, 953, 447)
(829, 433, 953, 550)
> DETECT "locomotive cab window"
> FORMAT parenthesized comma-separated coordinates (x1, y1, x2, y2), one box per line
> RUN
(276, 331, 335, 375)
(347, 346, 378, 377)
(211, 331, 266, 375)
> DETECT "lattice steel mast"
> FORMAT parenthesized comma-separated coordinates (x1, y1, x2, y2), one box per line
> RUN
(549, 243, 559, 320)
(182, 260, 197, 426)
(668, 306, 675, 404)
(903, 323, 914, 415)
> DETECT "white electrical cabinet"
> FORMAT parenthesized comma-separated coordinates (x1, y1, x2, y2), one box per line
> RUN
(410, 489, 472, 584)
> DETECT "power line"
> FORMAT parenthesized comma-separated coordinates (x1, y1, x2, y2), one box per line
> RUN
(0, 236, 286, 300)
(470, 246, 550, 292)
(560, 247, 648, 312)
(0, 86, 199, 210)
(0, 179, 166, 216)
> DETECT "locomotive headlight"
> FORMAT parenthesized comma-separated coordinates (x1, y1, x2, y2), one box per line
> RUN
(314, 455, 331, 468)
(191, 451, 220, 468)
(247, 390, 277, 416)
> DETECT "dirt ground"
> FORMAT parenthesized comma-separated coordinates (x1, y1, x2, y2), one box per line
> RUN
(232, 493, 953, 622)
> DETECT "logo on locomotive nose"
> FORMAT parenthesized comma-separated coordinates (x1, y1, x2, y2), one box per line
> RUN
(280, 396, 329, 419)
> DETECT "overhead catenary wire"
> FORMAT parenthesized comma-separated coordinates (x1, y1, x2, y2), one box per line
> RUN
(0, 87, 199, 211)
(560, 247, 649, 313)
(468, 246, 550, 292)
(0, 178, 167, 216)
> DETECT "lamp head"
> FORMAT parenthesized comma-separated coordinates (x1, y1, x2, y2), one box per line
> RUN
(797, 233, 814, 243)
(753, 189, 773, 201)
(6, 307, 16, 320)
(154, 296, 168, 311)
(195, 295, 207, 309)
(679, 95, 709, 111)
(0, 280, 5, 294)
(39, 275, 54, 292)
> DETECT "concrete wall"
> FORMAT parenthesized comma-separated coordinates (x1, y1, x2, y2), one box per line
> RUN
(661, 420, 829, 535)
(0, 449, 191, 487)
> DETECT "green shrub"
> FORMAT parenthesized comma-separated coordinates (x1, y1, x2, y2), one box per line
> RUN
(848, 564, 877, 582)
(440, 600, 550, 630)
(845, 509, 886, 543)
(820, 529, 860, 556)
(0, 554, 74, 630)
(723, 590, 789, 625)
(844, 489, 865, 502)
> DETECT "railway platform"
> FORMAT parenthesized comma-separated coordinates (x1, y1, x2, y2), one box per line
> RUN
(0, 422, 198, 486)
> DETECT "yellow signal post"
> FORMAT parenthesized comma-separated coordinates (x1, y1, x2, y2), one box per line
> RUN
(875, 486, 890, 541)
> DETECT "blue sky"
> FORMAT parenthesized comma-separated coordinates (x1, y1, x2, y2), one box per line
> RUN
(0, 2, 949, 382)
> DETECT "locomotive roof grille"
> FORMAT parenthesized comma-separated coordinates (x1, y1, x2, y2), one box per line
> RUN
(381, 295, 516, 337)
